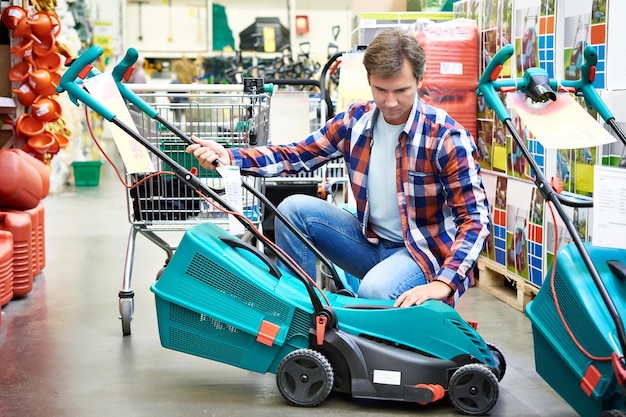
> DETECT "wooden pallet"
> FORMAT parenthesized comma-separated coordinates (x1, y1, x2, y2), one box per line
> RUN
(475, 257, 539, 312)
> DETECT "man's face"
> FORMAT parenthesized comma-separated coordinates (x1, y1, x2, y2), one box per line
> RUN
(368, 59, 419, 126)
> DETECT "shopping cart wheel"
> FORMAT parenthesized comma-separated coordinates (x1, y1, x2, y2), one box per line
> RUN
(276, 348, 334, 407)
(119, 290, 134, 336)
(448, 363, 499, 416)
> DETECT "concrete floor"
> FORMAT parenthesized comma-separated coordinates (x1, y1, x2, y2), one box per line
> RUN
(0, 159, 579, 417)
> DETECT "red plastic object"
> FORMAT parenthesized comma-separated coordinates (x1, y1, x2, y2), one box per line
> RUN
(8, 60, 32, 83)
(0, 150, 43, 210)
(18, 205, 43, 278)
(1, 5, 27, 30)
(612, 353, 626, 387)
(14, 113, 45, 139)
(27, 12, 53, 37)
(9, 149, 50, 198)
(33, 203, 45, 271)
(27, 203, 45, 275)
(420, 87, 478, 139)
(0, 230, 14, 306)
(0, 211, 33, 298)
(35, 52, 62, 72)
(416, 19, 480, 90)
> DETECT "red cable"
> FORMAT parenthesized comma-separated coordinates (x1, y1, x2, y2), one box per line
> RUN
(545, 200, 611, 362)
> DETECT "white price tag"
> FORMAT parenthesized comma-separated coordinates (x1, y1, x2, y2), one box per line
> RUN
(217, 165, 245, 236)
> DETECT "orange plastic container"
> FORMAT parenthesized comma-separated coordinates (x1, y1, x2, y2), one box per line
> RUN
(0, 149, 43, 210)
(0, 230, 14, 307)
(26, 203, 45, 275)
(31, 203, 45, 272)
(0, 211, 33, 298)
(416, 18, 479, 91)
(17, 205, 42, 278)
(420, 87, 478, 139)
(9, 148, 50, 198)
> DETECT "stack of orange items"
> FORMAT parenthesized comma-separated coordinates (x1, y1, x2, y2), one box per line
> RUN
(416, 18, 479, 139)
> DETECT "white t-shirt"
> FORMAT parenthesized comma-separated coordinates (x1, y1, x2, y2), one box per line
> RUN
(368, 112, 404, 243)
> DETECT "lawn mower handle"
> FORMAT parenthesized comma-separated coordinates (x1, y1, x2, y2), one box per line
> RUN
(56, 45, 116, 121)
(477, 45, 626, 368)
(58, 47, 344, 310)
(108, 49, 346, 291)
(111, 47, 158, 119)
(477, 44, 616, 126)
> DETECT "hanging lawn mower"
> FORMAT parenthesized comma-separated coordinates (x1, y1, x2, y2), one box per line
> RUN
(477, 43, 626, 417)
(56, 45, 506, 415)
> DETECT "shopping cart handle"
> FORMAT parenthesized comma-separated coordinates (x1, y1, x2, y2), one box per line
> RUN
(112, 48, 158, 119)
(56, 45, 117, 121)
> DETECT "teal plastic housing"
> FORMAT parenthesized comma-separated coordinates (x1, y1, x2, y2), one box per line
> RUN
(526, 243, 626, 416)
(151, 222, 314, 374)
(151, 222, 496, 376)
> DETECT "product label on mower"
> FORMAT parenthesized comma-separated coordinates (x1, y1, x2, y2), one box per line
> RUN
(373, 369, 401, 385)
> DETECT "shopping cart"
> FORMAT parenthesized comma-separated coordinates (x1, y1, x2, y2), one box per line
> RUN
(121, 84, 269, 335)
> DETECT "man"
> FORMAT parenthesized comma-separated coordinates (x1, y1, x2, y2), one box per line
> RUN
(186, 28, 491, 308)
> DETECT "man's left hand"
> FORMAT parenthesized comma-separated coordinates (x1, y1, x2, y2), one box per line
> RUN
(394, 281, 453, 307)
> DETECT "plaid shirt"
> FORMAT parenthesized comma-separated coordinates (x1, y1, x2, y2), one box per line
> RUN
(229, 94, 491, 306)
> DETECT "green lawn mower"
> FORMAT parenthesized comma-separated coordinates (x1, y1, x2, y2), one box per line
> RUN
(57, 45, 506, 415)
(477, 43, 626, 417)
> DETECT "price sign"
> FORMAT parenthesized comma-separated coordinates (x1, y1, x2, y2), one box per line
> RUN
(83, 73, 154, 173)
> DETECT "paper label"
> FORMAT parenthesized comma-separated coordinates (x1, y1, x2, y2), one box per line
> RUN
(440, 62, 463, 75)
(509, 92, 615, 149)
(83, 73, 154, 173)
(372, 369, 401, 386)
(592, 165, 626, 249)
(216, 165, 245, 236)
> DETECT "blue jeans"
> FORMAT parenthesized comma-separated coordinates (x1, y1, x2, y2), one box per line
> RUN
(274, 194, 427, 300)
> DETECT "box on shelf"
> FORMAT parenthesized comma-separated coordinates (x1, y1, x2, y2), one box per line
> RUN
(71, 161, 103, 187)
(351, 11, 453, 47)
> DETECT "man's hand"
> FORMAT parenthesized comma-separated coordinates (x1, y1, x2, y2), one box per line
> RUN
(394, 280, 453, 307)
(185, 135, 231, 170)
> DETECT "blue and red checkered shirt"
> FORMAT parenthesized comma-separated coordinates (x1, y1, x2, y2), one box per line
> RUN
(229, 94, 491, 306)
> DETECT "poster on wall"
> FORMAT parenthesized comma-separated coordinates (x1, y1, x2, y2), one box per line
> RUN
(561, 0, 607, 88)
(537, 0, 556, 77)
(545, 199, 590, 266)
(514, 1, 541, 77)
(598, 89, 626, 168)
(481, 0, 513, 78)
(453, 0, 480, 19)
(493, 174, 509, 267)
(512, 0, 558, 79)
(505, 178, 532, 281)
(527, 186, 545, 285)
(480, 171, 499, 261)
(476, 0, 513, 175)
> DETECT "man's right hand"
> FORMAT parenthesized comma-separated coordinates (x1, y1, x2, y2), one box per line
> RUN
(185, 135, 231, 170)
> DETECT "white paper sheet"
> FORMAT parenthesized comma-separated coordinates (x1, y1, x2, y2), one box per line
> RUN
(83, 73, 154, 173)
(509, 91, 615, 149)
(217, 165, 245, 236)
(592, 165, 626, 249)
